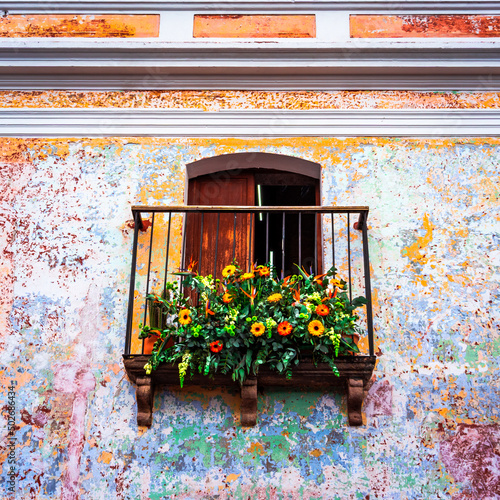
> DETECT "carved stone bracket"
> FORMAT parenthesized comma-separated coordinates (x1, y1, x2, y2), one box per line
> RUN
(347, 378, 364, 426)
(123, 355, 376, 427)
(240, 377, 258, 427)
(136, 376, 154, 427)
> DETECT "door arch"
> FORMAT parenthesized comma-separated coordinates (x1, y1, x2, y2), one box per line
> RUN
(185, 153, 322, 278)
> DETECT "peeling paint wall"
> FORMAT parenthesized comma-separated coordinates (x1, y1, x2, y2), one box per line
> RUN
(350, 14, 500, 38)
(0, 107, 499, 498)
(193, 15, 316, 38)
(0, 15, 160, 38)
(2, 90, 500, 110)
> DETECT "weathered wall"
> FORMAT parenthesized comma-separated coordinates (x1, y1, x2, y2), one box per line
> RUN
(0, 92, 499, 499)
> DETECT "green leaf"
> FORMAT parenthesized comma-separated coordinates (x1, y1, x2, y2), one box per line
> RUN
(245, 350, 252, 374)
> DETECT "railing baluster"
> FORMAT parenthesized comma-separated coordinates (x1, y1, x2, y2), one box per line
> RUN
(214, 212, 220, 282)
(180, 210, 187, 295)
(143, 212, 155, 354)
(198, 212, 204, 273)
(265, 212, 269, 265)
(281, 212, 285, 278)
(248, 212, 253, 272)
(314, 213, 318, 274)
(298, 212, 302, 270)
(331, 214, 336, 276)
(347, 213, 352, 304)
(232, 213, 237, 263)
(361, 211, 374, 356)
(125, 210, 141, 356)
(163, 212, 172, 297)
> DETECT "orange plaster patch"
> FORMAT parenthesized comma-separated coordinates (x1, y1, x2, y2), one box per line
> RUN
(226, 473, 241, 483)
(402, 213, 434, 265)
(309, 449, 323, 457)
(247, 442, 266, 455)
(109, 363, 121, 375)
(0, 14, 160, 38)
(97, 451, 113, 464)
(351, 14, 500, 38)
(194, 15, 316, 38)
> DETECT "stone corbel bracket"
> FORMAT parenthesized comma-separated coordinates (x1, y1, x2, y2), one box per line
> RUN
(123, 355, 376, 427)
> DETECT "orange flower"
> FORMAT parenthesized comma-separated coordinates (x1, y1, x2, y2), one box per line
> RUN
(205, 301, 215, 317)
(178, 309, 192, 325)
(308, 320, 324, 337)
(267, 293, 282, 303)
(250, 322, 265, 337)
(315, 304, 329, 316)
(330, 278, 344, 289)
(277, 321, 293, 336)
(187, 258, 198, 272)
(209, 340, 223, 353)
(258, 266, 270, 277)
(313, 273, 328, 286)
(241, 272, 255, 280)
(222, 292, 233, 304)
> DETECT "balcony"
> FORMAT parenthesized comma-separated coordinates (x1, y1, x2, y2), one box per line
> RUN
(123, 205, 376, 427)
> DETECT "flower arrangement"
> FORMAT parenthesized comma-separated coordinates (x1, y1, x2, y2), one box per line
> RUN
(140, 263, 366, 387)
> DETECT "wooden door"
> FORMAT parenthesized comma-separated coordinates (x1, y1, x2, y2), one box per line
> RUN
(185, 171, 255, 278)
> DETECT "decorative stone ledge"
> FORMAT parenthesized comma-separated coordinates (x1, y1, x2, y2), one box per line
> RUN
(123, 355, 376, 427)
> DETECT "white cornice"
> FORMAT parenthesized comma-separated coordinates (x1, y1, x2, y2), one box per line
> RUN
(1, 41, 500, 76)
(4, 1, 500, 13)
(1, 109, 499, 137)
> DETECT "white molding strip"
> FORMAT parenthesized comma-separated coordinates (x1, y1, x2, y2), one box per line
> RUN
(4, 1, 500, 13)
(2, 74, 500, 91)
(1, 109, 499, 137)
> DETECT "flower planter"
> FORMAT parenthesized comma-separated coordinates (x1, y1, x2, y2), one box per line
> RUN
(123, 355, 376, 427)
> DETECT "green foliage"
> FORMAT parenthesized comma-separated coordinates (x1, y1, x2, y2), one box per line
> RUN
(141, 263, 365, 384)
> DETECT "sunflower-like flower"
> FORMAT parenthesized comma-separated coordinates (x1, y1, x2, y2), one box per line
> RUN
(209, 340, 223, 353)
(250, 322, 265, 337)
(222, 265, 237, 278)
(222, 292, 233, 304)
(315, 304, 329, 316)
(241, 272, 255, 280)
(267, 293, 282, 303)
(277, 321, 293, 336)
(178, 309, 192, 325)
(258, 266, 270, 277)
(308, 320, 324, 337)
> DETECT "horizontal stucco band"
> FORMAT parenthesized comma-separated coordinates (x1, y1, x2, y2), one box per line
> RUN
(1, 109, 500, 137)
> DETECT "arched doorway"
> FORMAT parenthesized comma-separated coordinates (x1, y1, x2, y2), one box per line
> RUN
(184, 153, 322, 278)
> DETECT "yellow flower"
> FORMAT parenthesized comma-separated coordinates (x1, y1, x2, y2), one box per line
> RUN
(222, 265, 237, 278)
(241, 272, 255, 280)
(308, 320, 324, 337)
(250, 322, 265, 337)
(178, 309, 192, 325)
(267, 293, 282, 303)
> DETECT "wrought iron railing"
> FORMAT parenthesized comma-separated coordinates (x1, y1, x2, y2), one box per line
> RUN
(124, 205, 374, 357)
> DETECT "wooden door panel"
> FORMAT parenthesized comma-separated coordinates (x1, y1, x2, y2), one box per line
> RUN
(186, 173, 255, 278)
